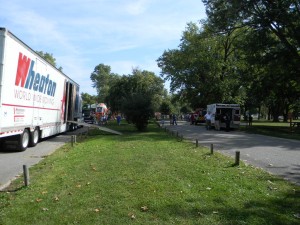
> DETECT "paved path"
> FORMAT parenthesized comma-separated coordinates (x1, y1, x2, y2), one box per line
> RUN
(0, 127, 90, 190)
(164, 121, 300, 186)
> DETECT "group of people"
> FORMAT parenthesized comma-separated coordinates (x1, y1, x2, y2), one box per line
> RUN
(204, 112, 231, 132)
(89, 111, 123, 126)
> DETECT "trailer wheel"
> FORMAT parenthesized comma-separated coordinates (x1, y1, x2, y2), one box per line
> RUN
(29, 128, 39, 147)
(17, 129, 30, 151)
(0, 140, 4, 151)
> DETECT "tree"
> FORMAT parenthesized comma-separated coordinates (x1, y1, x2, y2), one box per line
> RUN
(202, 0, 300, 78)
(122, 93, 154, 131)
(36, 51, 63, 71)
(90, 64, 120, 103)
(159, 101, 172, 116)
(199, 0, 300, 120)
(130, 68, 165, 112)
(107, 68, 165, 130)
(157, 22, 244, 109)
(81, 93, 98, 108)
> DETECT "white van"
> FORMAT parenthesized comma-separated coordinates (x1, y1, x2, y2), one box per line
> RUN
(207, 103, 241, 129)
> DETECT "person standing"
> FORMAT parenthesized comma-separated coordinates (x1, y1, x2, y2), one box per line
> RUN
(249, 114, 253, 126)
(172, 114, 177, 125)
(215, 113, 221, 131)
(224, 113, 230, 132)
(204, 112, 212, 130)
(190, 113, 195, 125)
(116, 115, 121, 125)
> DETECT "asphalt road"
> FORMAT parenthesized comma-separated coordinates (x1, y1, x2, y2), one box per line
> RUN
(0, 127, 87, 190)
(165, 121, 300, 186)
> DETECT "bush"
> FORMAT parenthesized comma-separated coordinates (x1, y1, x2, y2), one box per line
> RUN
(122, 94, 154, 131)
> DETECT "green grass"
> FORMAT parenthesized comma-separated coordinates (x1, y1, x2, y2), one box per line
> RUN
(0, 122, 299, 225)
(240, 119, 300, 141)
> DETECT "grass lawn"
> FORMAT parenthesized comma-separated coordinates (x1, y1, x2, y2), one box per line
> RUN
(240, 119, 300, 141)
(0, 121, 299, 225)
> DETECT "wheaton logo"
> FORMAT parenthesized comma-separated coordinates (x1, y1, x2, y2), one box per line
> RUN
(15, 53, 57, 97)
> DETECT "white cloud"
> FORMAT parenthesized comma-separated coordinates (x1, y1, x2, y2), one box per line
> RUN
(0, 0, 206, 95)
(125, 0, 150, 15)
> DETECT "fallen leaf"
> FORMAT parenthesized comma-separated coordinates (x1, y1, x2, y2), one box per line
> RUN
(128, 212, 136, 219)
(76, 184, 81, 188)
(42, 208, 49, 211)
(54, 196, 59, 201)
(41, 191, 48, 195)
(213, 211, 218, 214)
(140, 206, 148, 212)
(206, 187, 212, 190)
(36, 198, 43, 202)
(94, 208, 101, 213)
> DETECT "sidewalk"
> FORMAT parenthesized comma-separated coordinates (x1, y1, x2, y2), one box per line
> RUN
(164, 121, 300, 186)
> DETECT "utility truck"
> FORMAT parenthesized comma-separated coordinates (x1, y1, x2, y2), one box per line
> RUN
(207, 103, 241, 129)
(82, 103, 108, 124)
(0, 28, 82, 151)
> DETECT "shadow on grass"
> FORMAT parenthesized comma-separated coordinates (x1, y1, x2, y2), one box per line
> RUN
(159, 190, 299, 224)
(85, 122, 176, 143)
(241, 125, 300, 141)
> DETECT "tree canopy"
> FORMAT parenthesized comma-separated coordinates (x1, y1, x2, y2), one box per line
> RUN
(36, 51, 63, 71)
(90, 64, 120, 103)
(107, 68, 165, 130)
(157, 1, 300, 121)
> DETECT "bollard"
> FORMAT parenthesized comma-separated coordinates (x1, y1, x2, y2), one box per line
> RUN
(210, 143, 214, 154)
(235, 151, 240, 165)
(23, 165, 29, 186)
(196, 139, 198, 147)
(71, 135, 76, 147)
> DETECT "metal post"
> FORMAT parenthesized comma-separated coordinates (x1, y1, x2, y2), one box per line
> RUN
(23, 165, 29, 186)
(235, 151, 240, 165)
(196, 139, 198, 147)
(210, 144, 214, 154)
(71, 135, 73, 147)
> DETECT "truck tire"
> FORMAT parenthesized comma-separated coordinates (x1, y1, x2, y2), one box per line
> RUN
(29, 128, 39, 147)
(0, 140, 5, 151)
(17, 129, 30, 152)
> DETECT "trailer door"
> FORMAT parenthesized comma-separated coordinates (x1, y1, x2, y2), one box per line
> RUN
(233, 108, 241, 125)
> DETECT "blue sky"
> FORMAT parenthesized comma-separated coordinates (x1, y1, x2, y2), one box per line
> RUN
(1, 0, 206, 95)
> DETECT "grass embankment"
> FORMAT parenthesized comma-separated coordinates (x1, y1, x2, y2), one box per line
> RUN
(0, 122, 299, 225)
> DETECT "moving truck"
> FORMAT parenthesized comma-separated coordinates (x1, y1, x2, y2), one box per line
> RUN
(207, 103, 241, 129)
(0, 28, 82, 151)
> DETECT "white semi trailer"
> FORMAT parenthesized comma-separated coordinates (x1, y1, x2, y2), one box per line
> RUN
(0, 28, 82, 151)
